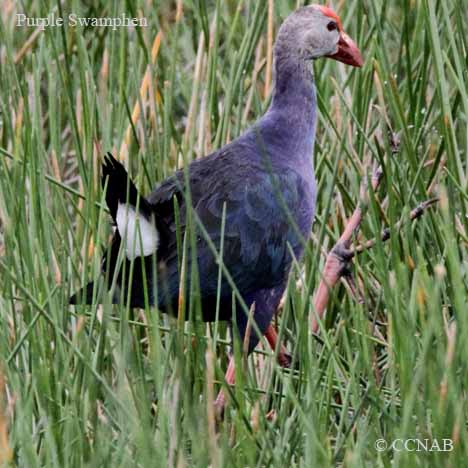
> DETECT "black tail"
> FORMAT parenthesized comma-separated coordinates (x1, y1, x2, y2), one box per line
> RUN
(102, 152, 169, 252)
(102, 152, 153, 221)
(69, 281, 97, 305)
(69, 153, 164, 307)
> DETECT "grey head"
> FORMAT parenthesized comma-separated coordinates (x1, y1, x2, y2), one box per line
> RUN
(275, 4, 363, 67)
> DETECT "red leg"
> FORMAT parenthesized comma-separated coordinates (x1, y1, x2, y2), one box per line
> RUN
(311, 165, 383, 332)
(214, 323, 291, 418)
(311, 244, 351, 332)
(214, 356, 235, 418)
(264, 324, 292, 368)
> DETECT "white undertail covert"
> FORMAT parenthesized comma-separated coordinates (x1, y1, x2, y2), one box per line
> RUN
(116, 203, 159, 260)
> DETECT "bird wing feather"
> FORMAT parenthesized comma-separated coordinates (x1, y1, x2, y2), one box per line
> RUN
(146, 147, 308, 311)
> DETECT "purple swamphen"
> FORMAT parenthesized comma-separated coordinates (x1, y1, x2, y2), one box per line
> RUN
(70, 4, 363, 408)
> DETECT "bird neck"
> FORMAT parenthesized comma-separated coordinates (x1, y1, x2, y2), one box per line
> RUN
(270, 52, 315, 113)
(260, 51, 317, 167)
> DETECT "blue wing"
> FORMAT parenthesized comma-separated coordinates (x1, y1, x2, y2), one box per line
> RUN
(148, 146, 313, 316)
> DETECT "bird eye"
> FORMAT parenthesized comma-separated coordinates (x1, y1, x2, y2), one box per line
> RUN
(327, 21, 338, 32)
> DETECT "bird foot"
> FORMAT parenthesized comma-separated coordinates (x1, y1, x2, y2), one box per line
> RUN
(328, 243, 353, 279)
(330, 244, 366, 305)
(277, 349, 292, 368)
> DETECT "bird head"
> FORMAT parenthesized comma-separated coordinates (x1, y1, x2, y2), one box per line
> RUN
(276, 4, 363, 67)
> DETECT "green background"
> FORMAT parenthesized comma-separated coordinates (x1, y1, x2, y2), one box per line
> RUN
(0, 0, 467, 466)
